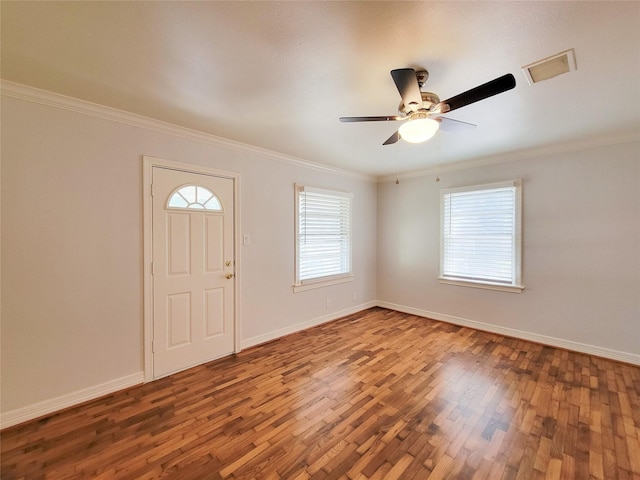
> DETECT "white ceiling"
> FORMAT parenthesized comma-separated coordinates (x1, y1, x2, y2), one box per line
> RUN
(2, 1, 639, 178)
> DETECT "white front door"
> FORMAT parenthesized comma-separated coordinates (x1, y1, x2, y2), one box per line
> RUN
(151, 166, 235, 378)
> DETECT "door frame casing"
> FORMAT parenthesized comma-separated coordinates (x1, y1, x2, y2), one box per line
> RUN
(142, 155, 241, 382)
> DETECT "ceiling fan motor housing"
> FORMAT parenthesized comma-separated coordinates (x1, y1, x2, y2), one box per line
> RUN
(398, 92, 440, 116)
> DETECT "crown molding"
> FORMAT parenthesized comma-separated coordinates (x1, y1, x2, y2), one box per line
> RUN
(378, 129, 640, 183)
(0, 80, 376, 183)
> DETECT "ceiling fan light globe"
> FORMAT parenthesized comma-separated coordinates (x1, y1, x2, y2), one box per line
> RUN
(398, 118, 439, 143)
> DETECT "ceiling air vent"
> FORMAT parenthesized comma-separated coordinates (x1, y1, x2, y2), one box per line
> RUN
(522, 48, 576, 86)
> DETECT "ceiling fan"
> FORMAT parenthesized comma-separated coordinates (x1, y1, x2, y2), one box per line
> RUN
(339, 68, 516, 145)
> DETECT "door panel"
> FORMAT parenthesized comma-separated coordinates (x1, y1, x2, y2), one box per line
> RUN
(152, 167, 235, 378)
(168, 213, 191, 275)
(205, 216, 224, 272)
(205, 288, 225, 337)
(167, 293, 191, 347)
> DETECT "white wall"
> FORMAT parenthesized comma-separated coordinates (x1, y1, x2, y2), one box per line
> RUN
(0, 91, 377, 423)
(378, 140, 640, 361)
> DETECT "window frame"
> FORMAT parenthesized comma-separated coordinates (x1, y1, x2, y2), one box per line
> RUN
(439, 180, 524, 293)
(293, 184, 354, 293)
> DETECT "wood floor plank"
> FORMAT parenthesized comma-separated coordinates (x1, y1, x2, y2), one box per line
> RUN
(2, 307, 639, 479)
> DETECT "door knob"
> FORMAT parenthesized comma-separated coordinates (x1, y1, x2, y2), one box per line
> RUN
(225, 273, 234, 279)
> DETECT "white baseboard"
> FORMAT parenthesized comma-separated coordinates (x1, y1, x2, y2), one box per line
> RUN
(240, 301, 377, 350)
(376, 301, 640, 366)
(0, 372, 144, 430)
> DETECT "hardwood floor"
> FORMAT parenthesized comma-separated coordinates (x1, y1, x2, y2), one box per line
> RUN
(2, 307, 640, 479)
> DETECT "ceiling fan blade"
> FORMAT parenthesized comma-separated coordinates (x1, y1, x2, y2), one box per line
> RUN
(339, 115, 403, 122)
(436, 117, 477, 133)
(390, 68, 423, 111)
(383, 131, 400, 145)
(434, 73, 516, 113)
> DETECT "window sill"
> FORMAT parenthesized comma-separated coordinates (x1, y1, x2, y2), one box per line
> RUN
(293, 275, 354, 293)
(438, 277, 524, 294)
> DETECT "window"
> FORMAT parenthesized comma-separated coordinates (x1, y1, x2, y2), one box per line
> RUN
(167, 185, 222, 211)
(294, 184, 353, 292)
(440, 180, 523, 293)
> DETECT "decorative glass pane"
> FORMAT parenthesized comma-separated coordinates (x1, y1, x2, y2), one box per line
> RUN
(168, 194, 189, 208)
(167, 185, 222, 211)
(196, 187, 212, 204)
(204, 197, 222, 210)
(180, 186, 197, 204)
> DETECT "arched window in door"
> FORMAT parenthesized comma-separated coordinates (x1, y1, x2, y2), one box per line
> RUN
(167, 185, 223, 211)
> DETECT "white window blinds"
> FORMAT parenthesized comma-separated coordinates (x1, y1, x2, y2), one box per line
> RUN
(441, 180, 522, 288)
(296, 185, 352, 284)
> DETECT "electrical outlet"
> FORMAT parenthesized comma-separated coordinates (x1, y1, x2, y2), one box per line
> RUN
(325, 299, 331, 309)
(352, 293, 357, 301)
